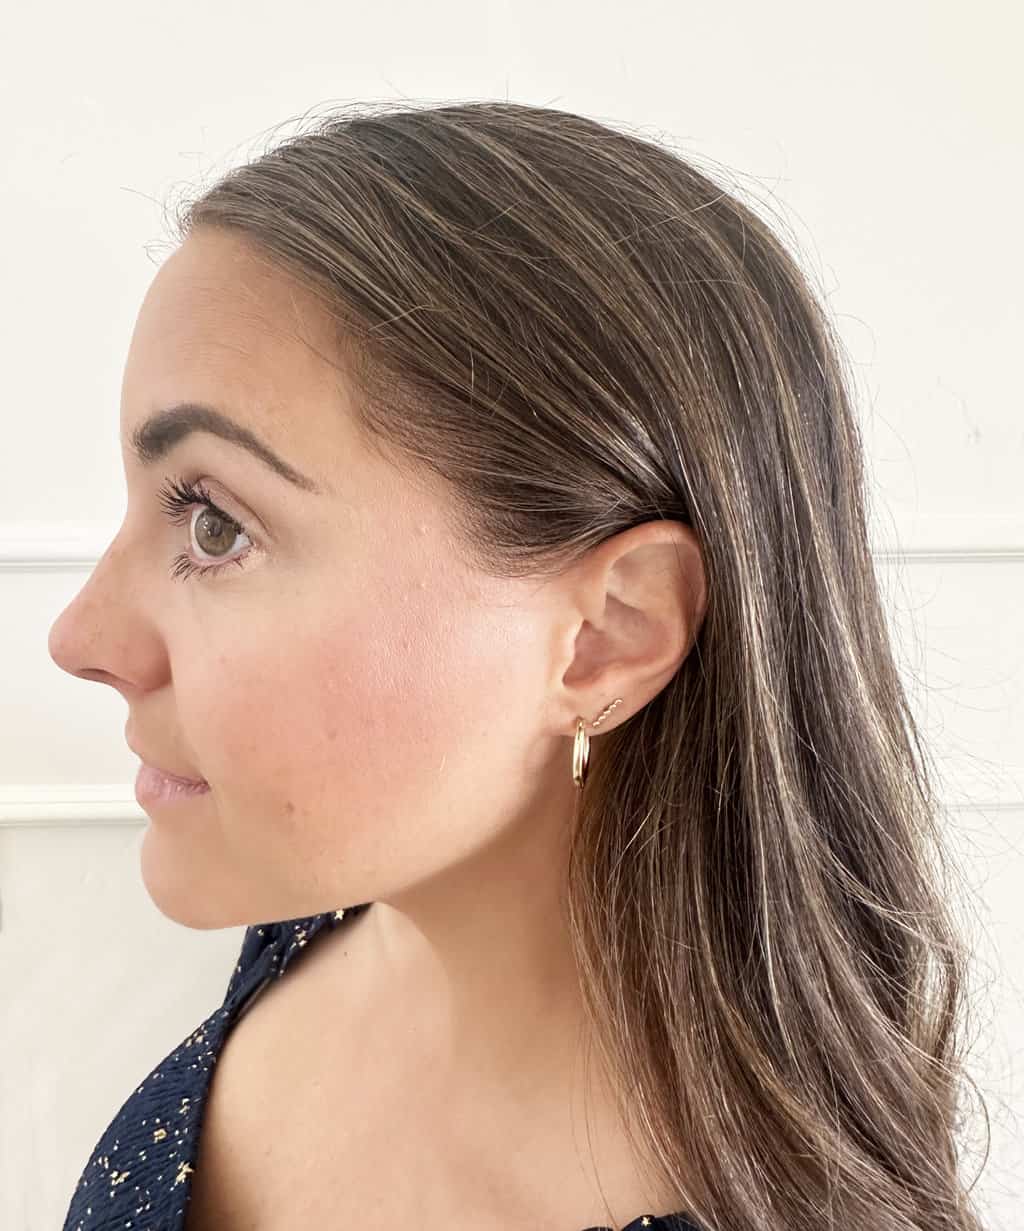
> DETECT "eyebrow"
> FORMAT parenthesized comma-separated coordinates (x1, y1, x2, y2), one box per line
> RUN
(128, 402, 324, 494)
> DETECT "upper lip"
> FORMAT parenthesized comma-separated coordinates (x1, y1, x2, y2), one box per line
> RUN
(126, 737, 207, 785)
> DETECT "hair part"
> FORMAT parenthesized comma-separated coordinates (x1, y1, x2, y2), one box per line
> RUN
(171, 99, 989, 1231)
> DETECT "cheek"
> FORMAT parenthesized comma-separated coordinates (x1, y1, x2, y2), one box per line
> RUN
(192, 579, 546, 883)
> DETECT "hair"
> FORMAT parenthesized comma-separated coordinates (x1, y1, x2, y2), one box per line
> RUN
(169, 100, 990, 1230)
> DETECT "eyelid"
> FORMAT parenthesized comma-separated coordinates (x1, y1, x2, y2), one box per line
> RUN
(183, 474, 271, 541)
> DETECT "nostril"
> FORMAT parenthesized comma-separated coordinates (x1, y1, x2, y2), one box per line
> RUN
(77, 668, 118, 685)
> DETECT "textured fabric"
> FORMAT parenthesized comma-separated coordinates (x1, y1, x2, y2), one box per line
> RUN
(62, 903, 703, 1231)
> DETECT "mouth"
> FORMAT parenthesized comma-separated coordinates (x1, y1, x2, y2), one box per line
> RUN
(135, 762, 211, 805)
(126, 730, 208, 798)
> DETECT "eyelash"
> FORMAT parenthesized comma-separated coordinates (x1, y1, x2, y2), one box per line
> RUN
(156, 475, 255, 582)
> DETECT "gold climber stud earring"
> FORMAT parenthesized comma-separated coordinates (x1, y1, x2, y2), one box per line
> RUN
(572, 698, 623, 790)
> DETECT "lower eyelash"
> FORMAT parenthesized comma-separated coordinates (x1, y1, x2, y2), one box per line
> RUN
(168, 551, 248, 582)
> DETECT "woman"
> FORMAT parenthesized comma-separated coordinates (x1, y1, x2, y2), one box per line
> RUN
(49, 100, 987, 1231)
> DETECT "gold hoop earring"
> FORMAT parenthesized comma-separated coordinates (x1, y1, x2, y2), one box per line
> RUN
(572, 698, 623, 789)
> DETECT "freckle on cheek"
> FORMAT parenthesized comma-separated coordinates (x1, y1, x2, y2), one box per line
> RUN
(284, 799, 295, 816)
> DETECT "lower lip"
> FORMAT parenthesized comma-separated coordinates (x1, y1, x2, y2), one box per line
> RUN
(135, 763, 211, 805)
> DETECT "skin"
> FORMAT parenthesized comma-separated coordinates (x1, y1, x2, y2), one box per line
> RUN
(47, 227, 708, 1225)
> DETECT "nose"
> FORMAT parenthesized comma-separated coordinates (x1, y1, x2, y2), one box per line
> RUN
(47, 574, 120, 689)
(47, 529, 152, 697)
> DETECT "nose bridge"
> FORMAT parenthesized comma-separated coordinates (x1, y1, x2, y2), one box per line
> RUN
(48, 524, 152, 686)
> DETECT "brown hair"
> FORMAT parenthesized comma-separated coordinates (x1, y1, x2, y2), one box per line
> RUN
(170, 100, 989, 1230)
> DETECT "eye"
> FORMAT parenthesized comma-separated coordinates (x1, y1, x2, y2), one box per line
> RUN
(156, 475, 256, 582)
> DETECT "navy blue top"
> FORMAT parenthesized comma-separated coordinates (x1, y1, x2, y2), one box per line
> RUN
(62, 902, 702, 1231)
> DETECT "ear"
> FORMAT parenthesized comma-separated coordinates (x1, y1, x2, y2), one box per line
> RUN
(544, 520, 708, 737)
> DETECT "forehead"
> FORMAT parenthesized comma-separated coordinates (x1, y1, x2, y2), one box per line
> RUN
(120, 230, 351, 484)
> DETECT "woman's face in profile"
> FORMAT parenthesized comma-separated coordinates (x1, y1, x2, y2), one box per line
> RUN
(47, 227, 579, 930)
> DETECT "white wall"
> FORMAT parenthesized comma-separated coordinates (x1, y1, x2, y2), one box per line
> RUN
(2, 2, 1021, 1227)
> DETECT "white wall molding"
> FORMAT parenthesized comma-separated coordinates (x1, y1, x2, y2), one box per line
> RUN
(0, 785, 143, 827)
(2, 518, 1024, 570)
(0, 783, 1020, 828)
(0, 523, 114, 571)
(865, 511, 1024, 563)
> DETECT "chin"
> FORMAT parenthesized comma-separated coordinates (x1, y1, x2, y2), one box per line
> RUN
(137, 827, 238, 930)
